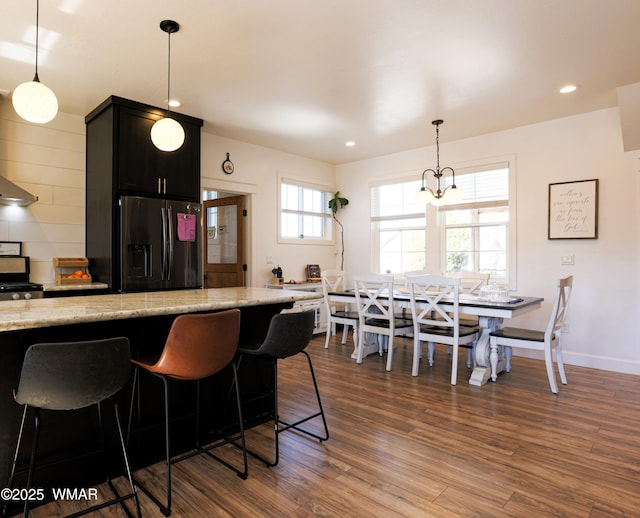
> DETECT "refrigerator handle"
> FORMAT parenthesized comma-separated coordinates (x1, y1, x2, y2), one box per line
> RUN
(161, 206, 167, 280)
(167, 205, 174, 280)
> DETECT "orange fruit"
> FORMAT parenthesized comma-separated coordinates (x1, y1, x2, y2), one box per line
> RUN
(74, 270, 84, 276)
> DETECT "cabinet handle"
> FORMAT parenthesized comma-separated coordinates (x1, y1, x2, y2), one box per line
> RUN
(163, 178, 167, 194)
(157, 177, 162, 194)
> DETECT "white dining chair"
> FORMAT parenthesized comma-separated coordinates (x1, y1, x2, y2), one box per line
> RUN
(407, 274, 480, 384)
(449, 271, 490, 295)
(353, 273, 413, 371)
(321, 270, 358, 350)
(489, 275, 573, 393)
(448, 271, 490, 366)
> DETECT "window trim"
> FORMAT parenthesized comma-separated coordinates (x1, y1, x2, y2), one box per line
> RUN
(277, 174, 335, 245)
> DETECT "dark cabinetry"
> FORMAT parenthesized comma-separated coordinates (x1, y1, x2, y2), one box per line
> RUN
(117, 106, 200, 198)
(85, 96, 203, 290)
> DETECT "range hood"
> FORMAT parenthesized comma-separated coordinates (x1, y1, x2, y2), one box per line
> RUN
(0, 177, 38, 207)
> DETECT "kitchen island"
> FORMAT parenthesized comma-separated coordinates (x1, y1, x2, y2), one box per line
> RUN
(0, 287, 322, 513)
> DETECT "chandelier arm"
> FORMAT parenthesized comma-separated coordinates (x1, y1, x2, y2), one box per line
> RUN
(440, 166, 456, 185)
(420, 168, 436, 188)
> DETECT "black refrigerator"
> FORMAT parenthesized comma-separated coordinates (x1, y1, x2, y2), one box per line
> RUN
(119, 195, 202, 292)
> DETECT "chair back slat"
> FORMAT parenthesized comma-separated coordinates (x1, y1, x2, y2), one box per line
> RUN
(321, 270, 344, 313)
(448, 271, 490, 294)
(353, 274, 395, 322)
(407, 274, 461, 335)
(546, 275, 573, 340)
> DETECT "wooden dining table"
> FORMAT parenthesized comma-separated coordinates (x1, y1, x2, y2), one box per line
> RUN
(328, 290, 544, 386)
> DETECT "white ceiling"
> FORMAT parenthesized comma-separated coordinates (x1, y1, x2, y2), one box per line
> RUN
(2, 0, 640, 164)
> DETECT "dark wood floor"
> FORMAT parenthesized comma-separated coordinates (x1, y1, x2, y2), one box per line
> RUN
(29, 333, 640, 517)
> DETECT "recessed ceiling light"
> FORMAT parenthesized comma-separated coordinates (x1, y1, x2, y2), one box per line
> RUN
(168, 99, 181, 107)
(559, 85, 578, 94)
(345, 141, 356, 147)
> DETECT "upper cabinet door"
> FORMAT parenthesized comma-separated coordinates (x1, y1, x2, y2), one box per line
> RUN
(116, 105, 201, 200)
(159, 121, 201, 200)
(117, 107, 159, 195)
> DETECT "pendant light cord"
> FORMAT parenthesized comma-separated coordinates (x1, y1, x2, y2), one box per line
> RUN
(166, 27, 172, 117)
(434, 122, 440, 173)
(33, 0, 40, 82)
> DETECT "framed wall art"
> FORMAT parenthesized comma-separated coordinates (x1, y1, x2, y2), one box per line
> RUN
(548, 179, 598, 239)
(306, 264, 321, 281)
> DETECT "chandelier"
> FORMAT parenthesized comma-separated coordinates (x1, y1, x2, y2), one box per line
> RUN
(416, 120, 463, 206)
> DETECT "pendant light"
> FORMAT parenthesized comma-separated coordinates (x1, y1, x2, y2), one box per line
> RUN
(12, 0, 58, 124)
(151, 20, 185, 152)
(416, 120, 464, 205)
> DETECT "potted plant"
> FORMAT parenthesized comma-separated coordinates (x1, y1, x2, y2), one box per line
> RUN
(328, 191, 349, 270)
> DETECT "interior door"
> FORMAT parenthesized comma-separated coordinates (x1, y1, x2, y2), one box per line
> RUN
(203, 195, 246, 288)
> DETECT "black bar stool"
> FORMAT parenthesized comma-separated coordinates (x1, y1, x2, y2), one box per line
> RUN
(237, 310, 329, 467)
(4, 337, 141, 518)
(127, 309, 247, 516)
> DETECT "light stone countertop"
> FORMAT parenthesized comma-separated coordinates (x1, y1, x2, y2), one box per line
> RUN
(0, 287, 322, 332)
(42, 282, 110, 292)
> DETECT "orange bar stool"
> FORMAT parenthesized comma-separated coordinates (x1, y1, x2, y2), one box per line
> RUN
(5, 337, 141, 518)
(127, 309, 247, 516)
(237, 310, 329, 467)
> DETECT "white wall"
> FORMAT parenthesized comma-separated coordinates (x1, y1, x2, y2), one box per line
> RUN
(199, 130, 336, 286)
(336, 108, 640, 375)
(0, 98, 337, 287)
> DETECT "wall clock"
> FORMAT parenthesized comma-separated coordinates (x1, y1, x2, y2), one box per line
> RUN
(222, 152, 234, 175)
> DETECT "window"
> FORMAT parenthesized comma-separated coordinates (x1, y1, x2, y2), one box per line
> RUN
(279, 179, 333, 243)
(441, 166, 510, 280)
(371, 180, 426, 273)
(369, 161, 515, 283)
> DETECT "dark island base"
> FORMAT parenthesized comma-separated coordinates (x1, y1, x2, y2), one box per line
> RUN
(0, 302, 290, 516)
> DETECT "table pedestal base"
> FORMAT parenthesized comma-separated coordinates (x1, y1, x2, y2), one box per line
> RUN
(469, 316, 504, 386)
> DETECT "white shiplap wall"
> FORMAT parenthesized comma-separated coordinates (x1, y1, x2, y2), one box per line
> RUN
(0, 99, 86, 283)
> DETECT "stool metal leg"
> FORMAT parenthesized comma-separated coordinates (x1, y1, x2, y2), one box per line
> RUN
(128, 371, 172, 516)
(276, 351, 329, 443)
(238, 352, 329, 468)
(3, 405, 28, 517)
(22, 408, 41, 517)
(111, 400, 142, 518)
(192, 362, 248, 479)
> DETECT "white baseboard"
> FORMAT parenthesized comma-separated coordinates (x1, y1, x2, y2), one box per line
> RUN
(512, 349, 640, 376)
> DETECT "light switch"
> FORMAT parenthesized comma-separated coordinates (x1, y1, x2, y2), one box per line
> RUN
(561, 254, 575, 265)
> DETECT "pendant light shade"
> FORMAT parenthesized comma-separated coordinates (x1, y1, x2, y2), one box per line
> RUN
(151, 116, 185, 152)
(13, 0, 58, 124)
(12, 80, 58, 124)
(151, 20, 185, 152)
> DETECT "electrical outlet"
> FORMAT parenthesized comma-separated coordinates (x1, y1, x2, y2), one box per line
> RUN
(562, 323, 570, 333)
(561, 254, 575, 265)
(266, 256, 273, 264)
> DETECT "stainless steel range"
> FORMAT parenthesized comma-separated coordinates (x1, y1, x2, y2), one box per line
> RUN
(0, 256, 43, 300)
